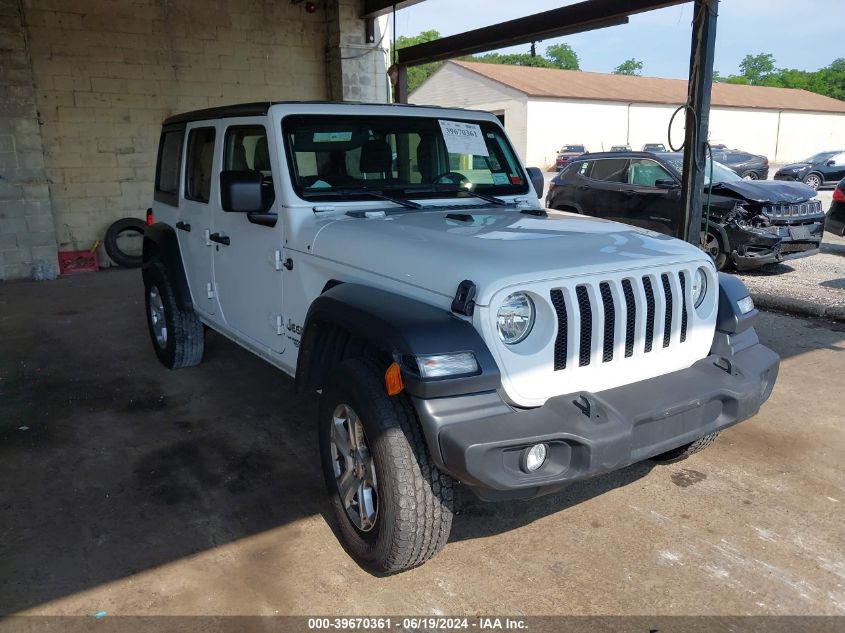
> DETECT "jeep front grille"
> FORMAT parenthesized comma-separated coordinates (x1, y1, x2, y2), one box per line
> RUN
(763, 200, 822, 218)
(551, 271, 690, 371)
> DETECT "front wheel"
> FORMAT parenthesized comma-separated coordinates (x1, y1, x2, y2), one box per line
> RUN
(651, 432, 720, 463)
(319, 358, 453, 573)
(700, 229, 729, 271)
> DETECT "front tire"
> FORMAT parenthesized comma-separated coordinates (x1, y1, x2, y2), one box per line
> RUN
(143, 261, 204, 369)
(700, 229, 729, 271)
(651, 432, 720, 463)
(319, 358, 453, 573)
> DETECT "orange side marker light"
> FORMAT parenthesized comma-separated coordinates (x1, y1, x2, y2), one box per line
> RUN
(385, 362, 404, 396)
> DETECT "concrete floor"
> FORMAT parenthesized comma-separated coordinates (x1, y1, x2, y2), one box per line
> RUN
(1, 269, 843, 616)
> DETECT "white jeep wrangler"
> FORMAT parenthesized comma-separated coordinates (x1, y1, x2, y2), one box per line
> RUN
(142, 102, 779, 572)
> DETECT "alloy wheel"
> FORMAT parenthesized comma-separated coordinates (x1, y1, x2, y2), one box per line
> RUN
(148, 286, 168, 348)
(700, 231, 727, 270)
(804, 174, 821, 189)
(330, 404, 378, 532)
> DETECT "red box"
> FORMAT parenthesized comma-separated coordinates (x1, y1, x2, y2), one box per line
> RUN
(58, 250, 99, 275)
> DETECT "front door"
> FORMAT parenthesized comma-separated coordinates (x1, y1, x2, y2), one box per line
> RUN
(211, 120, 285, 354)
(623, 157, 680, 234)
(179, 123, 217, 316)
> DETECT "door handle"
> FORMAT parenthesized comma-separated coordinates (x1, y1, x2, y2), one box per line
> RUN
(209, 232, 230, 246)
(622, 189, 637, 196)
(176, 221, 191, 232)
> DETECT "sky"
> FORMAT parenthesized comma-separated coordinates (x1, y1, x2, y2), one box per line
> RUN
(394, 0, 842, 79)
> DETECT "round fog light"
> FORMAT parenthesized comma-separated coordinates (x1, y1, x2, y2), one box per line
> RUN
(523, 443, 548, 473)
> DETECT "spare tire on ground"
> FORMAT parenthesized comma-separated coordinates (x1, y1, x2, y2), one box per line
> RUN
(104, 217, 146, 268)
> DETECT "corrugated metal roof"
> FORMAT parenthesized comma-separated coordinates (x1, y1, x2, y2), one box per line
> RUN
(451, 61, 845, 114)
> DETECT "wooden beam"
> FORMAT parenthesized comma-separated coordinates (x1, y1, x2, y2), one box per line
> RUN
(397, 0, 691, 66)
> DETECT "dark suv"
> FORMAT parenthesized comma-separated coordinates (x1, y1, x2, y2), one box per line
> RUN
(775, 150, 845, 190)
(713, 149, 769, 180)
(546, 151, 824, 271)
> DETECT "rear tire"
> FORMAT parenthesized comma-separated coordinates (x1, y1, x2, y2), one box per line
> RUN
(143, 261, 204, 369)
(651, 432, 720, 463)
(319, 358, 453, 573)
(742, 171, 759, 180)
(105, 217, 146, 268)
(803, 173, 822, 190)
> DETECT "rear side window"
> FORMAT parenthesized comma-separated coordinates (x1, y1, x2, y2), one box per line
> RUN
(185, 127, 216, 203)
(589, 158, 628, 183)
(154, 128, 184, 206)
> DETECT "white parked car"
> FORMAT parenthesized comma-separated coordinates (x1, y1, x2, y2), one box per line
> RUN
(143, 102, 780, 572)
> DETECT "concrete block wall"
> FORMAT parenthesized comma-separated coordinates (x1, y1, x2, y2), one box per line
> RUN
(0, 0, 58, 281)
(0, 0, 387, 280)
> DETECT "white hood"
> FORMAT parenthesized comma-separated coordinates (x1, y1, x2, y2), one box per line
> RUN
(309, 206, 709, 305)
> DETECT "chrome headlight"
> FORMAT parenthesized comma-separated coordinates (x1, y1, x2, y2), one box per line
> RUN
(496, 292, 535, 345)
(692, 267, 707, 308)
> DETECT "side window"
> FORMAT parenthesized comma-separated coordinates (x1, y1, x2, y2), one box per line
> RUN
(589, 158, 628, 183)
(185, 127, 216, 204)
(831, 152, 845, 166)
(576, 160, 591, 177)
(224, 126, 271, 173)
(154, 128, 183, 206)
(223, 125, 275, 213)
(628, 158, 672, 187)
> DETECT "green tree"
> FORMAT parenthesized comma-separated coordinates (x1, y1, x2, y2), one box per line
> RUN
(613, 58, 643, 76)
(545, 43, 580, 70)
(395, 30, 443, 93)
(738, 53, 775, 85)
(713, 55, 844, 102)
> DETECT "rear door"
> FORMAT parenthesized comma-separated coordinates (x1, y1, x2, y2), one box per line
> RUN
(211, 119, 286, 354)
(179, 123, 217, 316)
(583, 157, 630, 221)
(826, 152, 845, 183)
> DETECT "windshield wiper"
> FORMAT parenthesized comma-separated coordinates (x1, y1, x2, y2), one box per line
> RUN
(305, 187, 422, 209)
(412, 184, 507, 206)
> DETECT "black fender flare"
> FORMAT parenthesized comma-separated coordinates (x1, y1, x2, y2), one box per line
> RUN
(142, 222, 192, 310)
(715, 272, 757, 334)
(296, 283, 500, 398)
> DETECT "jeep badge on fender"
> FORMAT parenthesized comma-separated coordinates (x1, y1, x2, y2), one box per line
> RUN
(141, 102, 780, 573)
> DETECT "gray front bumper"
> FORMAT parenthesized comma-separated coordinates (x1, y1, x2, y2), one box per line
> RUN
(413, 341, 779, 500)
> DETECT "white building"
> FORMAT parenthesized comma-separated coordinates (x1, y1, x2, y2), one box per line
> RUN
(411, 61, 845, 168)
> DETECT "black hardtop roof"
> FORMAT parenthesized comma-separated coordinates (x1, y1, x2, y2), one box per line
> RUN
(161, 101, 477, 126)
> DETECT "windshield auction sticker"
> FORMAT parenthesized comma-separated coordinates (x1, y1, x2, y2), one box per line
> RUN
(438, 120, 489, 157)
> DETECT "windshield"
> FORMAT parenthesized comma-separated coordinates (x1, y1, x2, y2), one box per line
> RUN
(561, 145, 584, 153)
(282, 115, 528, 200)
(802, 152, 836, 164)
(666, 157, 741, 186)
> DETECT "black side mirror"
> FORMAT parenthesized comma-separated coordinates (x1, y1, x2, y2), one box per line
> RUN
(220, 171, 264, 212)
(655, 178, 680, 190)
(827, 160, 836, 167)
(526, 167, 545, 198)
